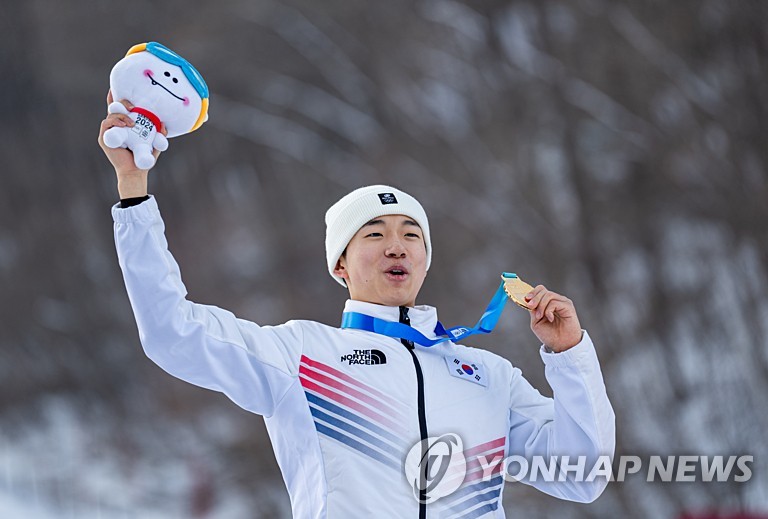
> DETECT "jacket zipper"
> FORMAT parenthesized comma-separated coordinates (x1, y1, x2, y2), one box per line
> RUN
(400, 306, 428, 519)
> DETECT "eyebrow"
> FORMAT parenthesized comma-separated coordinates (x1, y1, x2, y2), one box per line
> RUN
(363, 218, 421, 228)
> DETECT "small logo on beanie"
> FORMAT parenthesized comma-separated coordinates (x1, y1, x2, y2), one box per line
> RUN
(378, 193, 398, 205)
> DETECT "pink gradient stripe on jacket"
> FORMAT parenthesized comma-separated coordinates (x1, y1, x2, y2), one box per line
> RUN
(300, 355, 403, 411)
(299, 358, 408, 436)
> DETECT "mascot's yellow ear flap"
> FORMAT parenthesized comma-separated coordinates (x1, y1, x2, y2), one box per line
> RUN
(125, 43, 147, 57)
(190, 97, 209, 133)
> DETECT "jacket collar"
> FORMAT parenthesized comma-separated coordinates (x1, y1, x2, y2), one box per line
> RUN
(343, 300, 440, 339)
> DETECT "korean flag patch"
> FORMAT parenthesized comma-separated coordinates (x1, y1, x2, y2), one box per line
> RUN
(444, 356, 488, 387)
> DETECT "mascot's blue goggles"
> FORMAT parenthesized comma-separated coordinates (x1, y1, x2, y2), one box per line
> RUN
(145, 42, 209, 100)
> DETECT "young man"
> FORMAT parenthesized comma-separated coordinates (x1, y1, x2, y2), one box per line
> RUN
(99, 99, 615, 518)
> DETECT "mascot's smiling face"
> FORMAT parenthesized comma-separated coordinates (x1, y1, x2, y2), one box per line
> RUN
(109, 43, 208, 138)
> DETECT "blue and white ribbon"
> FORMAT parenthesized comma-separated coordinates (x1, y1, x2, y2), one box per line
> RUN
(341, 273, 521, 347)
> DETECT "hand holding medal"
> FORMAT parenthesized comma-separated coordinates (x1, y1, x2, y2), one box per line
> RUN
(501, 273, 583, 353)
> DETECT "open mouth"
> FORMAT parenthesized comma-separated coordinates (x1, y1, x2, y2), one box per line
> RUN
(145, 70, 188, 104)
(385, 266, 409, 280)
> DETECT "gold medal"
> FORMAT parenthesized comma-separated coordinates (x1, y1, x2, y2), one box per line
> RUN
(501, 272, 535, 309)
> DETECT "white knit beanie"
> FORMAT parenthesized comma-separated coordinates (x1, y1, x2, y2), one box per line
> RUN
(325, 185, 432, 287)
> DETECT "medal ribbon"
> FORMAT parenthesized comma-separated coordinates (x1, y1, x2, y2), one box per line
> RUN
(341, 274, 517, 347)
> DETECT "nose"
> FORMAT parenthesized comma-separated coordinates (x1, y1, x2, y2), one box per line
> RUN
(385, 237, 407, 258)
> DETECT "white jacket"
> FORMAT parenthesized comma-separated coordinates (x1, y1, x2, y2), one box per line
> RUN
(113, 196, 615, 518)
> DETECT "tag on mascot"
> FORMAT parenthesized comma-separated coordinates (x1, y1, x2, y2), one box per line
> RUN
(103, 42, 209, 170)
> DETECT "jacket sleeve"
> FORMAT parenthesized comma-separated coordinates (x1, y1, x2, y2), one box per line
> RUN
(112, 196, 303, 418)
(507, 331, 615, 503)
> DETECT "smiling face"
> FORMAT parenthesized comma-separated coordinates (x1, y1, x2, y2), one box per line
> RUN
(333, 215, 428, 307)
(109, 52, 203, 137)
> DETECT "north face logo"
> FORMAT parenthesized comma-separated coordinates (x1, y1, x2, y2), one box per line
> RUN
(340, 349, 387, 365)
(377, 193, 398, 205)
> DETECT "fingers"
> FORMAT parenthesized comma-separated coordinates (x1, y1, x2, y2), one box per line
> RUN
(108, 113, 134, 127)
(99, 113, 134, 133)
(525, 285, 572, 322)
(542, 298, 573, 322)
(534, 293, 562, 322)
(524, 285, 547, 311)
(97, 113, 134, 148)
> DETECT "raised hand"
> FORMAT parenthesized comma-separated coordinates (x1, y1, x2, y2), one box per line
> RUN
(524, 285, 583, 353)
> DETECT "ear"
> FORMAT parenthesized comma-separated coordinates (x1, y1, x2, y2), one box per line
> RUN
(333, 257, 349, 282)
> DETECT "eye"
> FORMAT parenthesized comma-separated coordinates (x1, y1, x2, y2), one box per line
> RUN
(365, 232, 383, 238)
(164, 71, 171, 77)
(173, 78, 178, 83)
(405, 232, 421, 238)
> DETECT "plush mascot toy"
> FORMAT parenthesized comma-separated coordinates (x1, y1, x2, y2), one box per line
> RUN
(103, 42, 209, 169)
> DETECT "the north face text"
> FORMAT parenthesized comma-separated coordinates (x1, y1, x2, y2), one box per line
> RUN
(340, 349, 387, 365)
